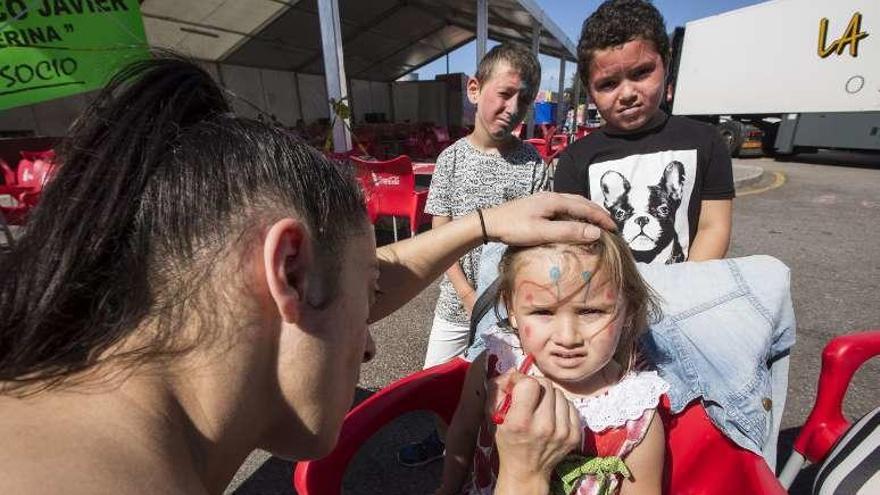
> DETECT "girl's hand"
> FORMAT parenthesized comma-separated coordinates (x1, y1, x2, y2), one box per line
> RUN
(488, 370, 582, 494)
(481, 192, 615, 246)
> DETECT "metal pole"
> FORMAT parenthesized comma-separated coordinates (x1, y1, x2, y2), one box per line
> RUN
(526, 18, 540, 139)
(476, 0, 488, 68)
(556, 58, 566, 128)
(572, 70, 581, 131)
(317, 0, 352, 152)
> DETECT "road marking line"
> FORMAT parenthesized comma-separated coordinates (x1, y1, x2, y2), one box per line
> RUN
(739, 171, 786, 196)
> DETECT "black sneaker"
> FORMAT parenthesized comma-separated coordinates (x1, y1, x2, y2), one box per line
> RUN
(397, 429, 445, 467)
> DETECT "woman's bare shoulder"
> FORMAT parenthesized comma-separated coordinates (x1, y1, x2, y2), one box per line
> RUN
(0, 396, 206, 495)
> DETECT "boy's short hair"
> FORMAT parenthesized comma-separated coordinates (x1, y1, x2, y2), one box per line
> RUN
(577, 0, 670, 85)
(475, 43, 541, 100)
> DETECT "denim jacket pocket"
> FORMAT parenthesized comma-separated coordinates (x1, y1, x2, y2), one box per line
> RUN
(670, 293, 775, 453)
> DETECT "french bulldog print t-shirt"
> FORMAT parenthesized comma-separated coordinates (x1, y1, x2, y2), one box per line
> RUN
(554, 112, 735, 264)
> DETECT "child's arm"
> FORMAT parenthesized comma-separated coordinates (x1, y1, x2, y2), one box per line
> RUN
(436, 353, 489, 495)
(687, 199, 732, 261)
(619, 411, 665, 495)
(432, 215, 477, 314)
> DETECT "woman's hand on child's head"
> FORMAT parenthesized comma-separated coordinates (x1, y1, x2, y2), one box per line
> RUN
(483, 192, 615, 246)
(489, 370, 582, 488)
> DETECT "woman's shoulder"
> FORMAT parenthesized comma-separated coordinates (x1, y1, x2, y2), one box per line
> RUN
(0, 395, 202, 494)
(572, 370, 669, 433)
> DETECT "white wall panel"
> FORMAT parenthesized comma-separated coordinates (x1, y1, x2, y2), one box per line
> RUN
(261, 68, 301, 126)
(220, 64, 267, 120)
(32, 94, 89, 136)
(298, 74, 330, 123)
(350, 79, 373, 123)
(370, 81, 391, 121)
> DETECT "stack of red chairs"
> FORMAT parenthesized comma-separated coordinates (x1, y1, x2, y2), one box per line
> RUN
(0, 149, 57, 225)
(524, 124, 570, 163)
(400, 126, 453, 160)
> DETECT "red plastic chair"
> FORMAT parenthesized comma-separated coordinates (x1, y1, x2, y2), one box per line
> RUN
(351, 155, 430, 241)
(525, 137, 550, 158)
(539, 123, 557, 140)
(549, 133, 569, 153)
(0, 149, 56, 225)
(294, 357, 786, 494)
(575, 124, 597, 140)
(778, 329, 880, 488)
(17, 149, 56, 189)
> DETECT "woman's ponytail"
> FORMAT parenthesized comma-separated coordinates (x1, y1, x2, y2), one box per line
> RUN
(0, 56, 229, 391)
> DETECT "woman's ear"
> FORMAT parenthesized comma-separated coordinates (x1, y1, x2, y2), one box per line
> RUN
(264, 218, 312, 323)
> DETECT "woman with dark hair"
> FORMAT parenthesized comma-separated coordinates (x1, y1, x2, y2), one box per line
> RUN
(0, 57, 613, 494)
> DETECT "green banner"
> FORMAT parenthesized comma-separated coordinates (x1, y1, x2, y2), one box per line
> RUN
(0, 0, 148, 111)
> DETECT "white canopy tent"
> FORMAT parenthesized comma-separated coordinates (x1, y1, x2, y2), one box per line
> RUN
(142, 0, 577, 150)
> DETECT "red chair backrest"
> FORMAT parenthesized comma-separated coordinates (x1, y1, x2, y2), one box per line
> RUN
(575, 125, 597, 140)
(17, 149, 56, 189)
(293, 359, 467, 493)
(793, 329, 880, 463)
(353, 155, 415, 194)
(294, 358, 786, 494)
(661, 396, 785, 494)
(540, 123, 557, 139)
(525, 138, 550, 158)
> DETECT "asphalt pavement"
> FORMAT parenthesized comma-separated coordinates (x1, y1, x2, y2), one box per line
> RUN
(226, 152, 880, 495)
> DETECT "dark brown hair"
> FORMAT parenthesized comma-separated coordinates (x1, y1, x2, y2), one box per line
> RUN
(475, 43, 541, 101)
(0, 55, 367, 394)
(577, 0, 670, 86)
(496, 231, 661, 374)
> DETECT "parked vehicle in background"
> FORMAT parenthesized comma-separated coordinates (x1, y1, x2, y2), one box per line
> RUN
(668, 0, 879, 157)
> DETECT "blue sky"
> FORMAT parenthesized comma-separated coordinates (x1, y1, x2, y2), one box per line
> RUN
(411, 0, 766, 90)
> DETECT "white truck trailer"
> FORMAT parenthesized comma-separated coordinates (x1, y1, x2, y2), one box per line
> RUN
(669, 0, 879, 156)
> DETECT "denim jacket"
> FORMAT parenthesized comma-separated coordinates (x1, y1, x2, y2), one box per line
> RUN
(466, 242, 796, 461)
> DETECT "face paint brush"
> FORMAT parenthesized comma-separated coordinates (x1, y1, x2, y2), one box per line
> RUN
(491, 353, 535, 425)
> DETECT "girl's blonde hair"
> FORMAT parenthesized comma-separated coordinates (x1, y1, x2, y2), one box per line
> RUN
(496, 230, 661, 374)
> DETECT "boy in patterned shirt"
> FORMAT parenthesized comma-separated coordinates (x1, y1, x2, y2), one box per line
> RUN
(397, 43, 549, 467)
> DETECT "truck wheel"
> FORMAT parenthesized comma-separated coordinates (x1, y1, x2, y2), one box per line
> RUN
(761, 123, 779, 156)
(718, 121, 745, 157)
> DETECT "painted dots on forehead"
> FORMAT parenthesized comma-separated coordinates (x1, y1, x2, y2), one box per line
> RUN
(512, 247, 606, 301)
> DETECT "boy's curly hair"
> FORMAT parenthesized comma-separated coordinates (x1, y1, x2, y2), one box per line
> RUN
(577, 0, 670, 86)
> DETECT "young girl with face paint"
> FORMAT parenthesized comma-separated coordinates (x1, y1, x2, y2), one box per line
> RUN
(437, 231, 668, 495)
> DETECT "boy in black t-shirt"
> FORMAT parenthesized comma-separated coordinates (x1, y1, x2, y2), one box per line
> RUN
(555, 0, 734, 264)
